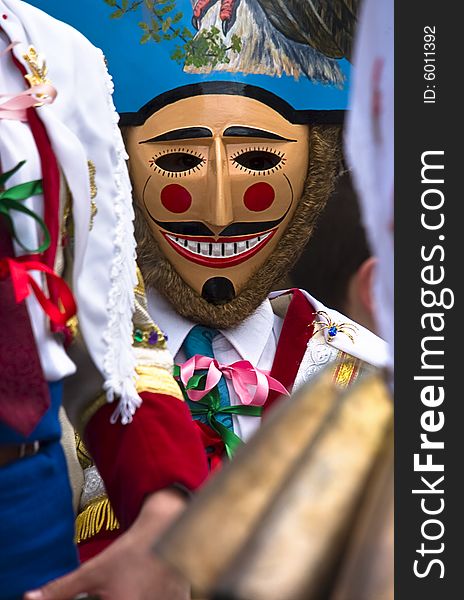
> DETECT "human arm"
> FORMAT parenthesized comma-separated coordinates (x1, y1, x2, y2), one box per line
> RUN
(24, 488, 190, 600)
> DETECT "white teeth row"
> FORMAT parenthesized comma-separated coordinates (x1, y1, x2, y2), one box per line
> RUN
(166, 232, 271, 258)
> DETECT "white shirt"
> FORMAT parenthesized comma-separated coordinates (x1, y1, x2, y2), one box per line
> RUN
(147, 286, 389, 443)
(0, 27, 76, 381)
(147, 289, 284, 442)
(1, 2, 140, 422)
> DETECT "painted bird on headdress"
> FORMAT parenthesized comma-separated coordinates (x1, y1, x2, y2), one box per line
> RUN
(190, 0, 358, 82)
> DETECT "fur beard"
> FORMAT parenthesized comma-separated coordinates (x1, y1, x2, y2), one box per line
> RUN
(135, 125, 342, 329)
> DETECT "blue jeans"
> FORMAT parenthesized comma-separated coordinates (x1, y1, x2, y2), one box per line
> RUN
(0, 382, 78, 600)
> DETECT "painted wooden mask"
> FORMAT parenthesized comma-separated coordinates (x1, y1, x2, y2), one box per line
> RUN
(125, 89, 310, 303)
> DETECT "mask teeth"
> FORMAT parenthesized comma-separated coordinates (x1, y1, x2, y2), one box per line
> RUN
(167, 233, 270, 258)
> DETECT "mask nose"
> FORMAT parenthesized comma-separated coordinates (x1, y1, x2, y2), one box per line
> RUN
(208, 137, 234, 230)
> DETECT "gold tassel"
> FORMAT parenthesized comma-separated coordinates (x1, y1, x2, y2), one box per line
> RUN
(75, 496, 120, 544)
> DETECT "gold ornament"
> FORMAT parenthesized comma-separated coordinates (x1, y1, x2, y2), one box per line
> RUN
(312, 310, 358, 344)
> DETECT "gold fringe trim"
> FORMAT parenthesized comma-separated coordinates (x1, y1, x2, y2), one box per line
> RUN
(333, 352, 361, 389)
(75, 495, 120, 544)
(136, 364, 184, 401)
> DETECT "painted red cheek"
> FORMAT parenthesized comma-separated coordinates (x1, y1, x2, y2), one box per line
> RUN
(160, 184, 192, 213)
(243, 182, 275, 212)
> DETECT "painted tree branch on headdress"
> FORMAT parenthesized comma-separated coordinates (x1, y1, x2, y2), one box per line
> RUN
(102, 0, 241, 68)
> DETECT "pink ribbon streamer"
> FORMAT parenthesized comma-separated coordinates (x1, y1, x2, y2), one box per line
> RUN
(1, 40, 57, 120)
(180, 355, 289, 406)
(0, 42, 19, 58)
(0, 83, 57, 121)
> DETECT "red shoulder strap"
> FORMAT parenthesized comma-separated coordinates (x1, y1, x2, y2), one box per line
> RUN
(11, 54, 62, 329)
(264, 289, 316, 413)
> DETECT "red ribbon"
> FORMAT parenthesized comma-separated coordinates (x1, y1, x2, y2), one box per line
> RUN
(10, 52, 62, 333)
(195, 421, 225, 472)
(0, 255, 76, 327)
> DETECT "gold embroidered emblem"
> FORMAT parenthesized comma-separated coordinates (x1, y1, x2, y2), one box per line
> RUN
(87, 160, 98, 230)
(22, 46, 51, 96)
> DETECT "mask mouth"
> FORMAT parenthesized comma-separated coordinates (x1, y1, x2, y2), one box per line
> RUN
(161, 230, 276, 267)
(201, 277, 236, 304)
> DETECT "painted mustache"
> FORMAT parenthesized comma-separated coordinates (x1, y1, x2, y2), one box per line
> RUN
(148, 208, 290, 238)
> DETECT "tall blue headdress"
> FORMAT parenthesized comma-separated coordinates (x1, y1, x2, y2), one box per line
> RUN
(28, 0, 356, 123)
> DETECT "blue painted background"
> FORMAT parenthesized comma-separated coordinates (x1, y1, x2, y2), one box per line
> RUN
(26, 0, 350, 113)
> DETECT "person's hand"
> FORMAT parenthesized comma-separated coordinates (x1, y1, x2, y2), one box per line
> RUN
(24, 489, 189, 600)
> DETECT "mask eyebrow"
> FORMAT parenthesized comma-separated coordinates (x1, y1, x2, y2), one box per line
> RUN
(139, 127, 213, 143)
(223, 126, 296, 142)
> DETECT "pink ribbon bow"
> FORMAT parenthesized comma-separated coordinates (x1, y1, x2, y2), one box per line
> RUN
(1, 42, 57, 121)
(179, 355, 289, 406)
(0, 83, 57, 121)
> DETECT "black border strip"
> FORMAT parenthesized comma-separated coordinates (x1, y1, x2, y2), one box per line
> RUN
(119, 81, 345, 126)
(395, 1, 461, 597)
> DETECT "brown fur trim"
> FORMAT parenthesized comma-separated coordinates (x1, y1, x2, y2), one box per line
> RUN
(135, 125, 342, 329)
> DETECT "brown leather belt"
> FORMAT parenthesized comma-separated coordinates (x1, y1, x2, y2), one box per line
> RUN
(0, 441, 41, 468)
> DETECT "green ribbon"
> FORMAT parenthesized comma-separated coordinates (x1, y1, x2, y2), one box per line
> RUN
(0, 160, 50, 253)
(174, 364, 263, 459)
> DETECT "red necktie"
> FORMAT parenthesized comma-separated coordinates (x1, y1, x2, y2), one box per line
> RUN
(0, 216, 50, 437)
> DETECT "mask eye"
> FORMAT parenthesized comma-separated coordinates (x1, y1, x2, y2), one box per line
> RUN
(154, 152, 205, 173)
(232, 150, 284, 173)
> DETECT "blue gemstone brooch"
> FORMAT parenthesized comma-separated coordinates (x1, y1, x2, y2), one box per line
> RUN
(311, 311, 358, 343)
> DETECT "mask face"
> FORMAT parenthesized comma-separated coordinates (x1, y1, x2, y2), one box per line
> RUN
(126, 94, 309, 303)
